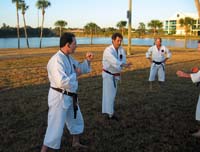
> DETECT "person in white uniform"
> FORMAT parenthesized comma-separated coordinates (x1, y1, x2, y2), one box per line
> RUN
(176, 40, 200, 137)
(102, 33, 132, 120)
(41, 32, 94, 152)
(146, 37, 172, 89)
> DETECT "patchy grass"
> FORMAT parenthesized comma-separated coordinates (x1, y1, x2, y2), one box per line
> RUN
(0, 45, 200, 152)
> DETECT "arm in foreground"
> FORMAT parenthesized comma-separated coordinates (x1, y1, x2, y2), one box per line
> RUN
(176, 70, 191, 78)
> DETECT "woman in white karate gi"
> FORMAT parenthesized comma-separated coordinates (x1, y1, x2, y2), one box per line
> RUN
(41, 32, 94, 151)
(146, 37, 172, 89)
(102, 33, 132, 120)
(176, 40, 200, 137)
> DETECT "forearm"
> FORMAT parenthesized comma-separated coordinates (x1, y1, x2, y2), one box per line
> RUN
(164, 58, 169, 63)
(176, 70, 191, 78)
(181, 73, 191, 78)
(146, 57, 152, 63)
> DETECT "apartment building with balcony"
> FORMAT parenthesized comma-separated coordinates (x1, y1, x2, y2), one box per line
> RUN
(164, 11, 200, 35)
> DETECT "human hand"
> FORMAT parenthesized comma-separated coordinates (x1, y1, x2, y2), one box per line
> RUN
(121, 62, 132, 68)
(73, 65, 81, 76)
(86, 52, 94, 61)
(75, 68, 81, 76)
(126, 62, 132, 68)
(148, 58, 152, 63)
(176, 70, 185, 77)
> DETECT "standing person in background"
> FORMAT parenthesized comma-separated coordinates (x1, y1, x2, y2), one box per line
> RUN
(146, 37, 172, 90)
(102, 32, 132, 121)
(176, 40, 200, 137)
(41, 32, 94, 152)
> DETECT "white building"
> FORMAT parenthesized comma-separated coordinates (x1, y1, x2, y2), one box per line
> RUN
(164, 11, 200, 35)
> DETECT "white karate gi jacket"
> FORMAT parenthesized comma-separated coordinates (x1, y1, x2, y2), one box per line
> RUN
(102, 44, 126, 115)
(191, 71, 200, 121)
(43, 50, 91, 149)
(146, 45, 171, 62)
(146, 45, 172, 81)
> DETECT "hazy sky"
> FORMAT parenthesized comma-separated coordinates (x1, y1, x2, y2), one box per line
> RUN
(0, 0, 197, 29)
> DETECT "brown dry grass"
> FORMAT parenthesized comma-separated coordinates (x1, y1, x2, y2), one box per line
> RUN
(0, 45, 200, 152)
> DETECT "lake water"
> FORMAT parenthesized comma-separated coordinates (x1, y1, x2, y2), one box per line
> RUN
(0, 37, 198, 49)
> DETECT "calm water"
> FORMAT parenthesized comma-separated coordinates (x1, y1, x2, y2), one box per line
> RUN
(0, 37, 198, 49)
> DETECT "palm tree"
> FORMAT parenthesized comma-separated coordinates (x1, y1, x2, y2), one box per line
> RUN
(116, 21, 127, 35)
(54, 20, 68, 37)
(19, 0, 29, 48)
(195, 0, 200, 18)
(147, 20, 163, 36)
(36, 0, 51, 48)
(84, 22, 100, 45)
(179, 17, 196, 48)
(137, 22, 146, 37)
(12, 0, 22, 49)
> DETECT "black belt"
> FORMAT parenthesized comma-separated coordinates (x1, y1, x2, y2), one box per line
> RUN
(51, 87, 78, 119)
(103, 69, 120, 76)
(51, 87, 77, 96)
(153, 60, 165, 71)
(153, 60, 163, 64)
(103, 69, 120, 88)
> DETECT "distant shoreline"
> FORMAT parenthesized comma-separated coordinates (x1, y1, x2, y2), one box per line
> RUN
(0, 34, 199, 40)
(0, 44, 197, 61)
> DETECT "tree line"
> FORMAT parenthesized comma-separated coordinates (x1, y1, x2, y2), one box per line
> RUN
(0, 24, 55, 38)
(8, 0, 200, 49)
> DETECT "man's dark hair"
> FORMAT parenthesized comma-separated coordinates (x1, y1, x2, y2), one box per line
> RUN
(111, 32, 123, 40)
(198, 40, 200, 43)
(155, 37, 162, 43)
(60, 32, 75, 48)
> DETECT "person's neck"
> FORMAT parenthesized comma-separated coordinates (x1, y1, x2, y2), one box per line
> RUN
(60, 48, 70, 55)
(156, 45, 161, 50)
(113, 45, 119, 51)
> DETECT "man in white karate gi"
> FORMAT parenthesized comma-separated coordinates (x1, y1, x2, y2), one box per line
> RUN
(146, 37, 172, 89)
(102, 33, 132, 120)
(176, 40, 200, 137)
(41, 32, 94, 152)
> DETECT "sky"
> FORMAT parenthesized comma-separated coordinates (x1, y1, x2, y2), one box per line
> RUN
(0, 0, 197, 29)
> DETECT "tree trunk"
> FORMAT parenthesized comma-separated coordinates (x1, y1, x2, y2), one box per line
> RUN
(59, 26, 61, 37)
(23, 14, 29, 48)
(40, 10, 45, 48)
(16, 2, 20, 49)
(127, 0, 132, 56)
(90, 28, 93, 45)
(184, 26, 187, 48)
(153, 28, 156, 36)
(184, 35, 187, 48)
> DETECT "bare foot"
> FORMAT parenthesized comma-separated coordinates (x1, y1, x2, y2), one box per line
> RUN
(72, 143, 88, 149)
(192, 130, 200, 138)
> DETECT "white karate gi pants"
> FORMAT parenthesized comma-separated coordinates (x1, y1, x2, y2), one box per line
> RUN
(196, 95, 200, 121)
(102, 72, 118, 115)
(149, 63, 165, 82)
(43, 96, 84, 149)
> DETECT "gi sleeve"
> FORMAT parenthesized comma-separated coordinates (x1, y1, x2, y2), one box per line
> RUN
(79, 59, 91, 74)
(146, 47, 152, 58)
(165, 47, 172, 59)
(191, 71, 200, 83)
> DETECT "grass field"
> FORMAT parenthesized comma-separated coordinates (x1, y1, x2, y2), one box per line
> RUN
(0, 45, 200, 152)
